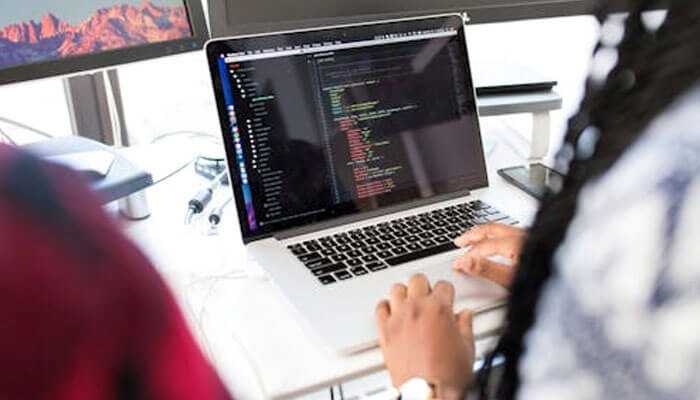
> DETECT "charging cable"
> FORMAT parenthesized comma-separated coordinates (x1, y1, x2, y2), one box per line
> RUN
(208, 195, 234, 228)
(184, 171, 228, 224)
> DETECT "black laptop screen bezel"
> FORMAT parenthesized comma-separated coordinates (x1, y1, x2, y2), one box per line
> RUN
(206, 15, 488, 243)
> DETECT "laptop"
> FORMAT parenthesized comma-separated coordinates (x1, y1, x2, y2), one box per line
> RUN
(206, 14, 516, 355)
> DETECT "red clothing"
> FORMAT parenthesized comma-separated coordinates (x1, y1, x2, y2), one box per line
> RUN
(0, 145, 232, 400)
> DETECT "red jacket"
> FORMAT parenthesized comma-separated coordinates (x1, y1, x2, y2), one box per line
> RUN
(0, 145, 232, 400)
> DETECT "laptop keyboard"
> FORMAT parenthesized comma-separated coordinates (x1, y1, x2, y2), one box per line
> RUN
(287, 200, 518, 286)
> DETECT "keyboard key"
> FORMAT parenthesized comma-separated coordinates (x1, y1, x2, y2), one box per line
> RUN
(406, 243, 422, 252)
(434, 228, 447, 235)
(351, 266, 369, 276)
(364, 229, 380, 237)
(323, 240, 338, 248)
(347, 259, 363, 267)
(335, 270, 352, 281)
(377, 251, 394, 259)
(446, 225, 461, 232)
(305, 257, 332, 269)
(337, 245, 352, 252)
(318, 275, 337, 285)
(367, 262, 388, 272)
(312, 263, 347, 276)
(306, 244, 322, 252)
(470, 200, 489, 210)
(350, 241, 364, 249)
(385, 242, 458, 267)
(362, 255, 378, 263)
(390, 239, 407, 247)
(366, 237, 381, 245)
(303, 240, 319, 247)
(420, 239, 436, 247)
(379, 234, 395, 241)
(332, 254, 348, 262)
(406, 235, 420, 242)
(298, 252, 321, 263)
(321, 248, 336, 256)
(393, 246, 408, 255)
(393, 229, 408, 237)
(347, 250, 362, 258)
(361, 246, 378, 254)
(290, 247, 307, 256)
(376, 243, 391, 250)
(434, 236, 450, 244)
(418, 232, 433, 239)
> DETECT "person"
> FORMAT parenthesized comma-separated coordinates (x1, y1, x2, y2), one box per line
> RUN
(376, 1, 700, 399)
(0, 146, 233, 399)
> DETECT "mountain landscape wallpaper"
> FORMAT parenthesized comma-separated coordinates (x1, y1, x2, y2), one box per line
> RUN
(0, 0, 192, 69)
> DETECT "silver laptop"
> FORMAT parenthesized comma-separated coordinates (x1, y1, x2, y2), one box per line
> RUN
(206, 14, 515, 355)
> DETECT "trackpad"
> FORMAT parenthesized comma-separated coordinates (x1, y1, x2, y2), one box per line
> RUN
(419, 261, 509, 311)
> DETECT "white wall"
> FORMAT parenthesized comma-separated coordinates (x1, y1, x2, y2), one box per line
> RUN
(0, 14, 599, 151)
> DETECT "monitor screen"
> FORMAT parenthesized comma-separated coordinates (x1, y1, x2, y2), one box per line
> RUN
(208, 16, 488, 242)
(0, 1, 193, 70)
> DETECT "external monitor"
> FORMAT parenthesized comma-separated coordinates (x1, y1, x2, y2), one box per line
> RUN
(209, 0, 602, 37)
(0, 1, 209, 218)
(0, 0, 208, 85)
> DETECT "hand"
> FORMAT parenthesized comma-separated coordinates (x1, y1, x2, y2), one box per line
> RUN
(376, 274, 475, 400)
(452, 223, 526, 288)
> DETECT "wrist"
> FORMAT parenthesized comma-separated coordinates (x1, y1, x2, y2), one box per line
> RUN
(434, 383, 467, 400)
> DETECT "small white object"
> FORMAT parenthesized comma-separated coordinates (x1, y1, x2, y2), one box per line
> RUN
(399, 378, 435, 400)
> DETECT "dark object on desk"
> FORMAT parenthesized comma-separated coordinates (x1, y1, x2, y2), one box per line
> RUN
(23, 137, 153, 204)
(473, 61, 557, 96)
(498, 163, 565, 200)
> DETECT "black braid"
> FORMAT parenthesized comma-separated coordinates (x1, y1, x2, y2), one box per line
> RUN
(479, 1, 700, 399)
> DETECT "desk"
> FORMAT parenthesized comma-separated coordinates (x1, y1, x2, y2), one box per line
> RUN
(121, 118, 539, 399)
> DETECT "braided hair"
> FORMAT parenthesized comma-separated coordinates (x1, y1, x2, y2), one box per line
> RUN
(479, 1, 700, 398)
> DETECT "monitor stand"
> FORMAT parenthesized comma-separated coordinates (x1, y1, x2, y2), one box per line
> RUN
(59, 69, 151, 220)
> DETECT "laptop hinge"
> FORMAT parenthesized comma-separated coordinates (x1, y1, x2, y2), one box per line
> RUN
(274, 189, 472, 241)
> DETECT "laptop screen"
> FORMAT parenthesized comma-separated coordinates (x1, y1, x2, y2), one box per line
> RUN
(207, 15, 488, 242)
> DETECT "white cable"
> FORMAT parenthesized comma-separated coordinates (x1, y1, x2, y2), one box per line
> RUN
(150, 130, 221, 144)
(229, 329, 270, 399)
(0, 116, 54, 139)
(0, 125, 17, 145)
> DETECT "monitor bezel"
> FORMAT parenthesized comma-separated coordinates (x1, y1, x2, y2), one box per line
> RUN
(207, 14, 490, 244)
(0, 0, 209, 86)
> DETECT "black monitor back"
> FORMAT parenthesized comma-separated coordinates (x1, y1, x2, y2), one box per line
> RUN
(209, 0, 600, 37)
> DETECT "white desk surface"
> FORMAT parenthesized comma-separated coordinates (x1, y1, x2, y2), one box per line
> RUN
(121, 119, 539, 399)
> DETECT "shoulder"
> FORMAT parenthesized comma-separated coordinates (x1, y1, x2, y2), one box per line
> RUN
(516, 84, 700, 399)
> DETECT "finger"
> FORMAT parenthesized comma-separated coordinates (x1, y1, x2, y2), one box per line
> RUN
(456, 309, 474, 341)
(433, 280, 455, 307)
(468, 237, 520, 261)
(455, 255, 514, 288)
(453, 223, 523, 247)
(375, 300, 391, 346)
(390, 283, 408, 310)
(407, 274, 431, 299)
